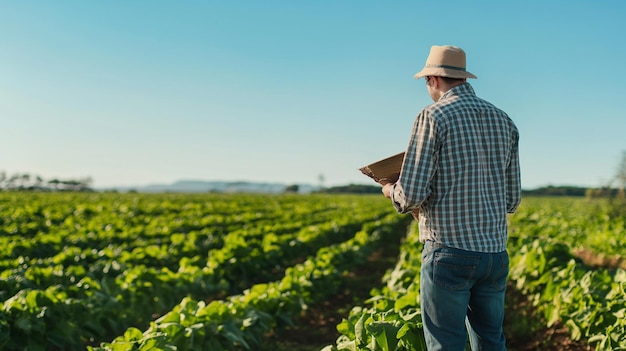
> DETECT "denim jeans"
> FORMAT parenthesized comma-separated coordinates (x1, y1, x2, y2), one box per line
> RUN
(420, 241, 509, 351)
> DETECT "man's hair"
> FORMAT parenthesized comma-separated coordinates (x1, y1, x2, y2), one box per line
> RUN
(439, 76, 465, 84)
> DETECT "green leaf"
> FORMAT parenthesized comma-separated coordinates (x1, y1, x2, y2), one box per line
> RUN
(394, 292, 418, 311)
(366, 321, 400, 351)
(110, 342, 138, 351)
(123, 327, 144, 341)
(26, 338, 47, 351)
(397, 323, 426, 350)
(15, 316, 32, 332)
(221, 324, 249, 349)
(25, 290, 43, 310)
(158, 322, 184, 339)
(354, 313, 367, 345)
(565, 319, 582, 341)
(336, 339, 357, 351)
(206, 337, 226, 351)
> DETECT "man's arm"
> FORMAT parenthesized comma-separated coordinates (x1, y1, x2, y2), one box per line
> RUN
(391, 110, 438, 213)
(506, 130, 522, 213)
(382, 183, 420, 220)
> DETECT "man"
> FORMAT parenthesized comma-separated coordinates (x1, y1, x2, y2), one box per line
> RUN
(382, 45, 521, 350)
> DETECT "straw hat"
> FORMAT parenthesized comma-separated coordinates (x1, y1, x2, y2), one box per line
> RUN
(414, 45, 477, 79)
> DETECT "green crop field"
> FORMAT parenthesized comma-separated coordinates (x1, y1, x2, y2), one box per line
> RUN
(0, 193, 624, 350)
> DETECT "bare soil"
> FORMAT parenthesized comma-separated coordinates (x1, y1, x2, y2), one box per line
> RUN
(573, 248, 626, 270)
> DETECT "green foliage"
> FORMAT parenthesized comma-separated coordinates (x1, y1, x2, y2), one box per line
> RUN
(324, 197, 626, 351)
(3, 193, 625, 350)
(507, 198, 626, 350)
(322, 223, 434, 351)
(0, 192, 407, 350)
(92, 210, 410, 350)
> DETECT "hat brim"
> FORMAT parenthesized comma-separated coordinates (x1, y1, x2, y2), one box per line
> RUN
(414, 67, 477, 79)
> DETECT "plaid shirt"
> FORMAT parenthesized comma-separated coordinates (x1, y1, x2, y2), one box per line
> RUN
(391, 83, 521, 253)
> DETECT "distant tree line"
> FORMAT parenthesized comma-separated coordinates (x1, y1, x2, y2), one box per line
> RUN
(319, 184, 622, 198)
(316, 184, 381, 194)
(0, 172, 93, 192)
(522, 185, 589, 197)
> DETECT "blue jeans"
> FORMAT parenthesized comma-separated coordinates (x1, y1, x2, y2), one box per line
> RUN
(420, 241, 508, 351)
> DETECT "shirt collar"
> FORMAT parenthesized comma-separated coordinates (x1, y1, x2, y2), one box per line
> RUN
(438, 82, 475, 102)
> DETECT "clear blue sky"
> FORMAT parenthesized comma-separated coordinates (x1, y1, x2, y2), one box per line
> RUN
(1, 1, 625, 189)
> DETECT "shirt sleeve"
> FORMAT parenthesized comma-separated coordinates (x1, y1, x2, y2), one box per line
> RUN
(391, 109, 439, 214)
(506, 129, 522, 213)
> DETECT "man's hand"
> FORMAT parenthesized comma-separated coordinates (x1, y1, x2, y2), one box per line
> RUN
(411, 209, 420, 220)
(382, 183, 394, 199)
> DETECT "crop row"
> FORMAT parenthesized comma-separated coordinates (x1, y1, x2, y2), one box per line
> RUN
(322, 197, 626, 351)
(90, 212, 411, 350)
(322, 221, 428, 351)
(0, 193, 402, 350)
(507, 198, 626, 350)
(3, 194, 622, 350)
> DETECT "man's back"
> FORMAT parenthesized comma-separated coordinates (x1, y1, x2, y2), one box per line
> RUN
(417, 82, 520, 252)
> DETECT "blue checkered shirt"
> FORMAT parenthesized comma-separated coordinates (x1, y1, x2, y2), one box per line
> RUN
(391, 83, 521, 253)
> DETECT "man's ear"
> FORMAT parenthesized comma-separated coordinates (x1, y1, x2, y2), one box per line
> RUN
(431, 76, 440, 88)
